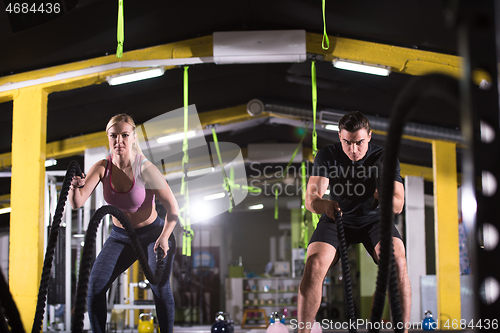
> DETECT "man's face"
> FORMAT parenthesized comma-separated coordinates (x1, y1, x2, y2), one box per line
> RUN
(339, 128, 372, 161)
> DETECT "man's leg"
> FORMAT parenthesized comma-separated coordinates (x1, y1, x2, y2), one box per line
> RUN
(298, 242, 337, 333)
(373, 238, 411, 333)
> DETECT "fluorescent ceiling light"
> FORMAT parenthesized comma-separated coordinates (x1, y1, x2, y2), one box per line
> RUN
(107, 68, 165, 86)
(187, 167, 215, 178)
(249, 204, 264, 210)
(0, 207, 11, 215)
(204, 192, 226, 201)
(333, 59, 390, 76)
(73, 234, 85, 238)
(156, 130, 196, 144)
(325, 124, 339, 131)
(45, 158, 57, 167)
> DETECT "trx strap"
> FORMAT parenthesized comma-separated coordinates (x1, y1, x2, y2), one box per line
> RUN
(321, 0, 330, 50)
(274, 126, 307, 219)
(211, 128, 235, 208)
(116, 0, 124, 58)
(311, 61, 320, 229)
(180, 66, 193, 285)
(300, 161, 309, 251)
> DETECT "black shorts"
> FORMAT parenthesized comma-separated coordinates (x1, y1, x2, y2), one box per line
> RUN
(309, 215, 402, 262)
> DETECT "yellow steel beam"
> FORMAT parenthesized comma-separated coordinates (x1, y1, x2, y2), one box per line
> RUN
(0, 36, 212, 89)
(9, 86, 48, 332)
(306, 33, 488, 83)
(401, 163, 434, 182)
(432, 140, 461, 329)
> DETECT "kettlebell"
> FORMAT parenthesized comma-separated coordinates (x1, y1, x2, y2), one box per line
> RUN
(422, 311, 436, 331)
(138, 313, 155, 333)
(211, 311, 234, 333)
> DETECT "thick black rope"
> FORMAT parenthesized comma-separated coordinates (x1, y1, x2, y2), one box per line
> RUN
(334, 211, 357, 333)
(72, 205, 168, 333)
(369, 74, 459, 333)
(180, 253, 192, 286)
(0, 267, 24, 333)
(31, 160, 82, 333)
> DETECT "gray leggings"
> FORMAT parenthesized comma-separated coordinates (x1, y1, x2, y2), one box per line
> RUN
(87, 217, 175, 333)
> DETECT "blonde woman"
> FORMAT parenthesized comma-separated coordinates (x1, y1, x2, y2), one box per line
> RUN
(69, 114, 179, 333)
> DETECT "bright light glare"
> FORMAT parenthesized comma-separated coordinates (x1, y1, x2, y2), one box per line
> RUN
(333, 59, 390, 76)
(204, 192, 226, 201)
(325, 124, 339, 131)
(0, 207, 11, 214)
(249, 204, 264, 210)
(157, 130, 196, 144)
(107, 68, 165, 86)
(190, 201, 212, 221)
(188, 167, 215, 178)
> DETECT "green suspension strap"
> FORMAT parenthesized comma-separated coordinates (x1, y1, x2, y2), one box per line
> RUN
(321, 0, 330, 50)
(211, 128, 236, 208)
(219, 136, 261, 208)
(180, 66, 193, 285)
(300, 161, 309, 251)
(311, 61, 321, 229)
(116, 0, 124, 58)
(274, 127, 307, 219)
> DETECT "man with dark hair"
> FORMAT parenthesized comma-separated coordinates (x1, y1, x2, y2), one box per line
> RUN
(297, 111, 410, 332)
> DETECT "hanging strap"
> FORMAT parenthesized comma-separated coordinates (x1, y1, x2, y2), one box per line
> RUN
(211, 128, 236, 209)
(300, 161, 309, 254)
(274, 128, 307, 219)
(180, 66, 193, 285)
(321, 0, 330, 50)
(116, 0, 124, 58)
(310, 61, 321, 229)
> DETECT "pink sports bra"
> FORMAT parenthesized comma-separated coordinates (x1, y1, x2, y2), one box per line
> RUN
(102, 154, 154, 213)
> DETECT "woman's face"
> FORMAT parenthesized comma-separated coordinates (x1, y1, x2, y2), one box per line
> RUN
(107, 122, 136, 156)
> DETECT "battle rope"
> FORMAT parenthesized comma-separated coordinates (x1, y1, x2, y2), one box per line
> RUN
(72, 205, 171, 333)
(0, 267, 24, 333)
(31, 160, 82, 333)
(334, 211, 357, 333)
(369, 74, 458, 333)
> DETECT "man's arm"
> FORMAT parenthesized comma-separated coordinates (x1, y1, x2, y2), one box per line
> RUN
(305, 176, 340, 219)
(393, 181, 405, 215)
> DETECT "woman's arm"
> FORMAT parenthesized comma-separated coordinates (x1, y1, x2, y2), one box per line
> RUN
(68, 159, 106, 209)
(141, 161, 179, 256)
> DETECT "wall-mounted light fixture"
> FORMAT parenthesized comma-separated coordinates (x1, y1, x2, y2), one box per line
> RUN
(325, 124, 339, 131)
(106, 68, 165, 86)
(333, 59, 390, 76)
(156, 130, 196, 144)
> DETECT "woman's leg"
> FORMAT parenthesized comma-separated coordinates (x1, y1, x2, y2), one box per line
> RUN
(148, 234, 176, 333)
(87, 233, 136, 333)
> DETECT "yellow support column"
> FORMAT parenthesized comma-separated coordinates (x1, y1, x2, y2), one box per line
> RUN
(9, 86, 48, 332)
(432, 140, 460, 329)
